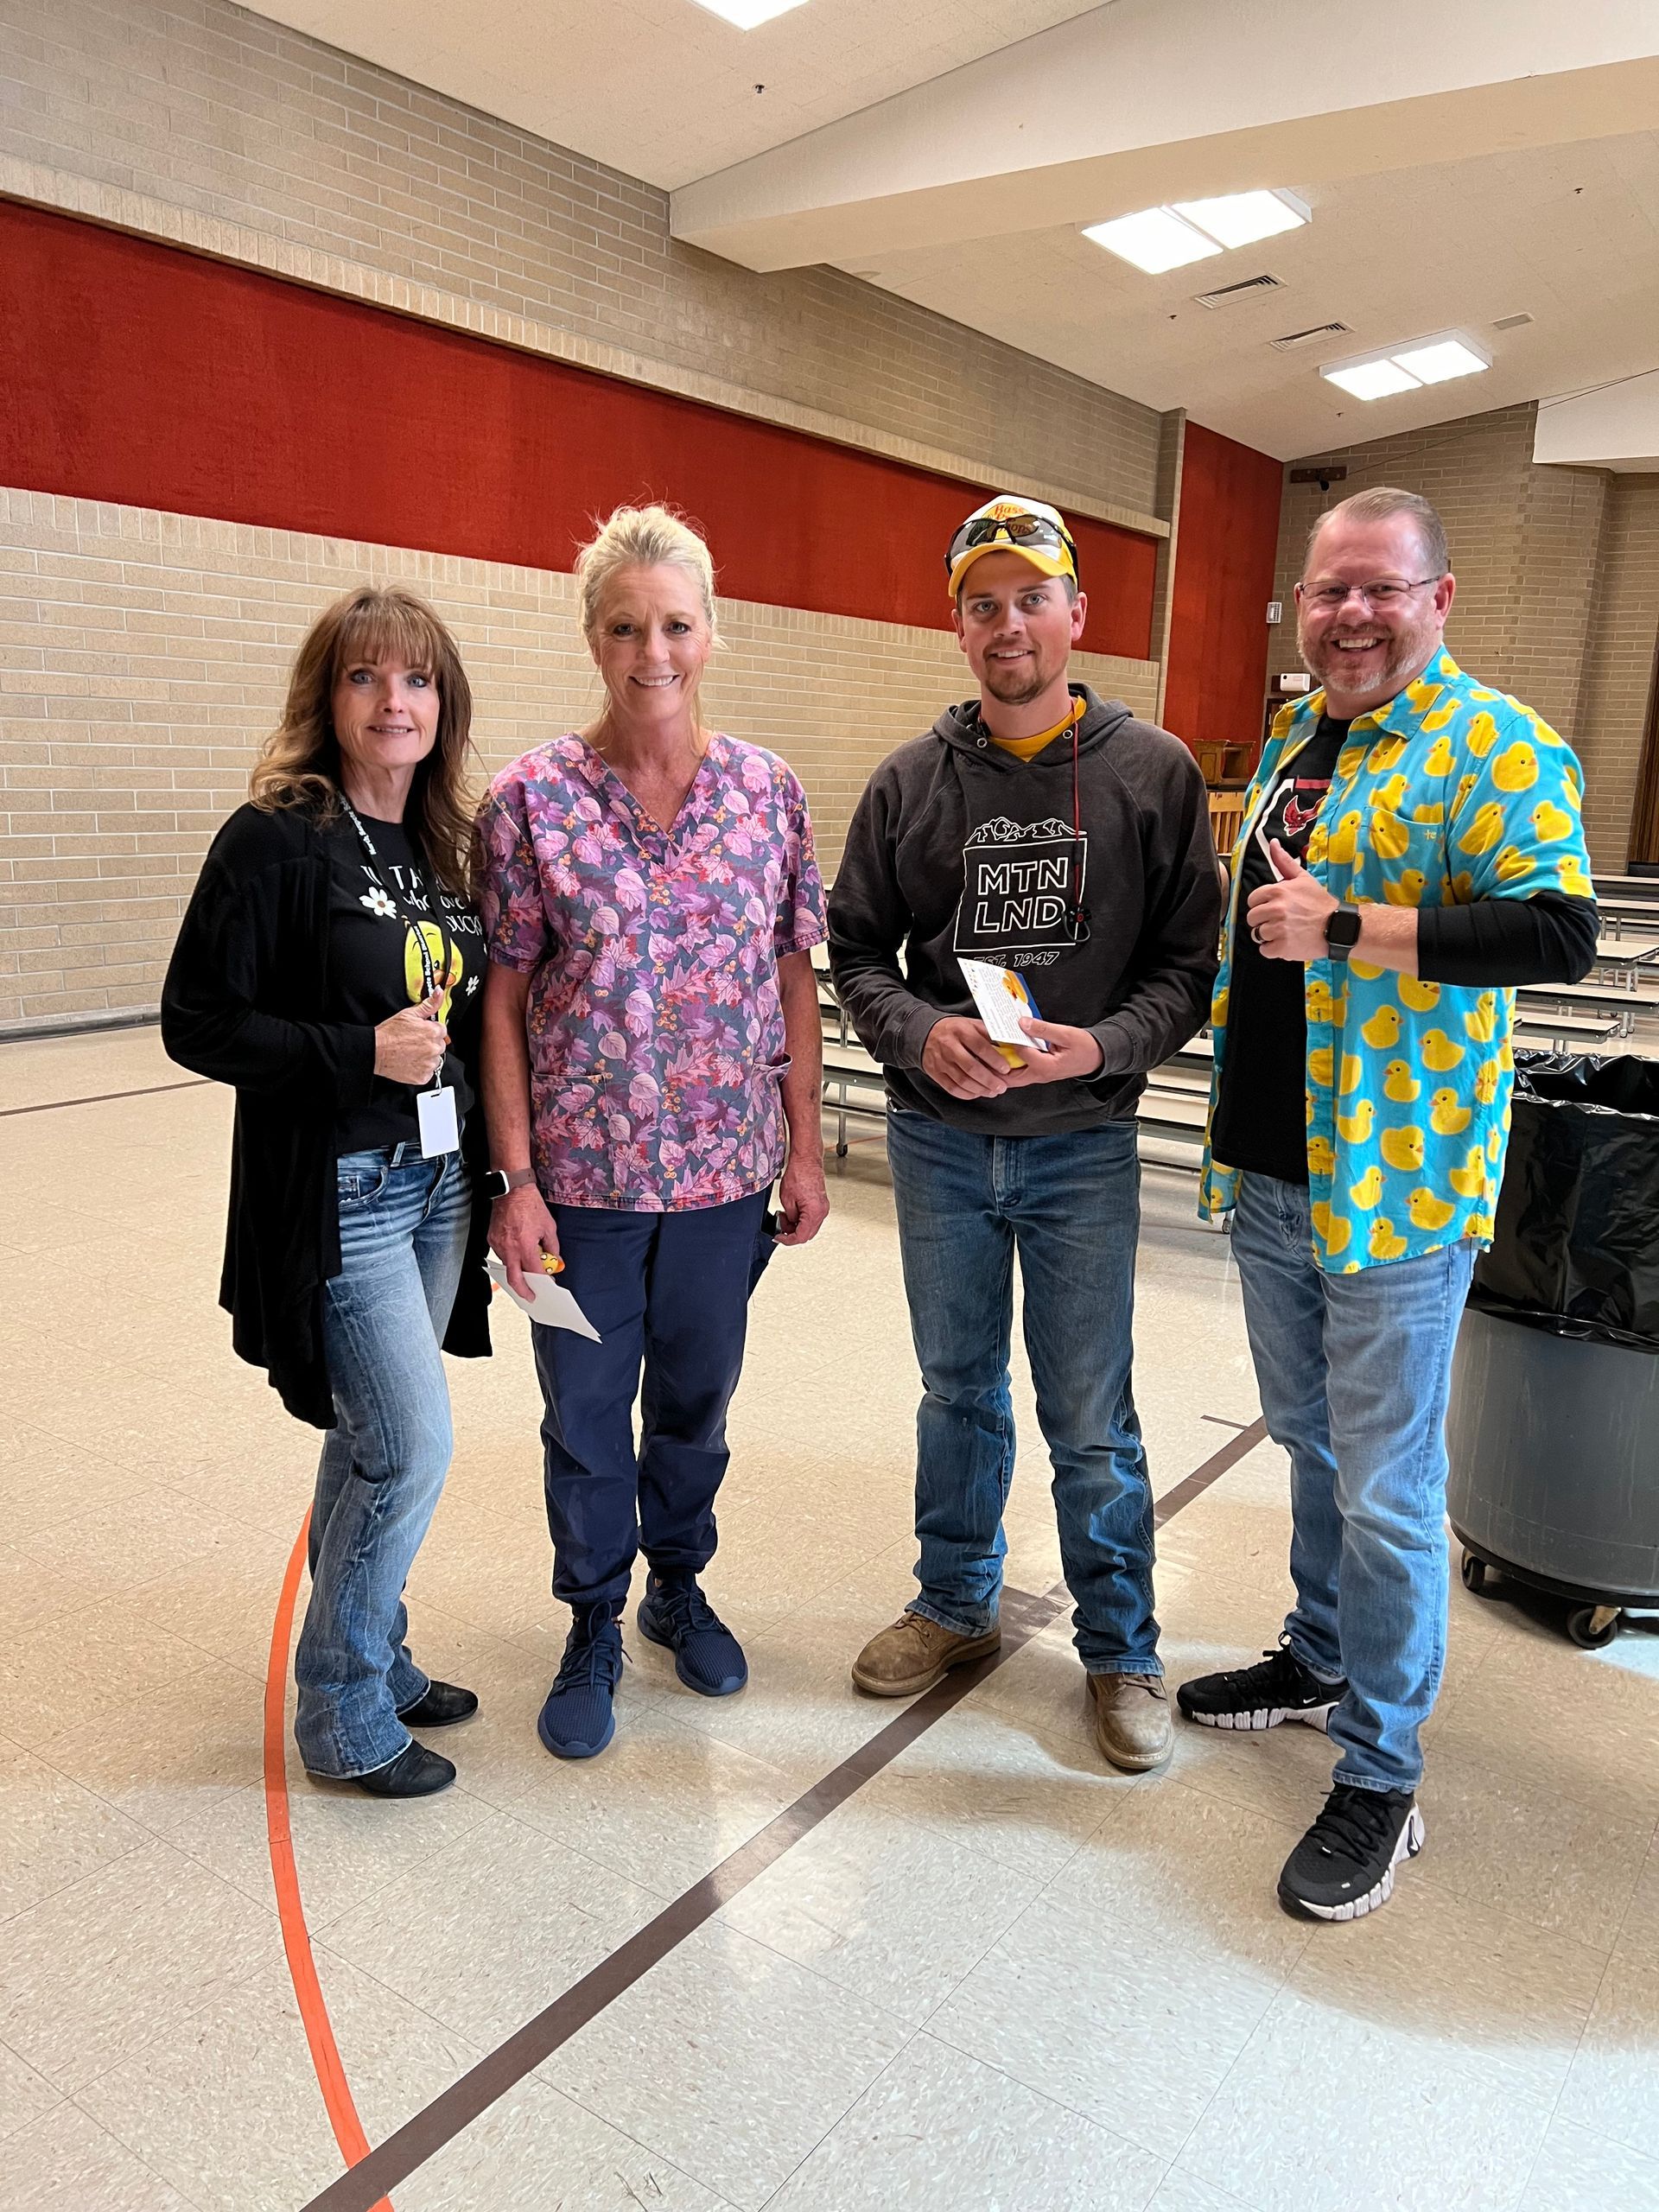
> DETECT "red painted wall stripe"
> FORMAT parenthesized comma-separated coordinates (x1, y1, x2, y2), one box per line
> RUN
(1163, 418, 1284, 761)
(0, 198, 1158, 661)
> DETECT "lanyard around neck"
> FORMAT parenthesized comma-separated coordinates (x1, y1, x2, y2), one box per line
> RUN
(339, 799, 450, 1000)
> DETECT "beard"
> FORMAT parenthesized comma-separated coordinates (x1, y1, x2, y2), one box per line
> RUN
(980, 654, 1054, 707)
(1300, 607, 1440, 702)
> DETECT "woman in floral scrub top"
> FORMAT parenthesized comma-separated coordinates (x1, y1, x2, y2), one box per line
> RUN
(478, 506, 828, 1761)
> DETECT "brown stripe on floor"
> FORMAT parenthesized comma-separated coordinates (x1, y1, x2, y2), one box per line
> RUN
(299, 1414, 1268, 2212)
(0, 1078, 209, 1118)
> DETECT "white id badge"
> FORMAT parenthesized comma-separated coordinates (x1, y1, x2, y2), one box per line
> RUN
(416, 1084, 460, 1158)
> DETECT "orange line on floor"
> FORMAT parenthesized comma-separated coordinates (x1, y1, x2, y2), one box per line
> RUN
(264, 1510, 395, 2212)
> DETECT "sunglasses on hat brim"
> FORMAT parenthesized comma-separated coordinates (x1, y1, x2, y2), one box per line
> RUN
(945, 511, 1079, 581)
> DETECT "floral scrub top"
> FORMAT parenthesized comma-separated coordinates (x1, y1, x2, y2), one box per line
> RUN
(1199, 650, 1594, 1273)
(478, 732, 825, 1211)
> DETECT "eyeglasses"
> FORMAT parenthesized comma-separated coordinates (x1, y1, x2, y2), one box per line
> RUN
(1300, 575, 1443, 612)
(946, 511, 1079, 576)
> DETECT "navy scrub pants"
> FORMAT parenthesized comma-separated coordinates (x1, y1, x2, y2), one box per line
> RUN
(531, 1190, 773, 1615)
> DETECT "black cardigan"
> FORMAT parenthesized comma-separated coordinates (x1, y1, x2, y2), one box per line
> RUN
(162, 803, 493, 1429)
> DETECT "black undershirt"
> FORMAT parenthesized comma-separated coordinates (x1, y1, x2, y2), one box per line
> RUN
(1210, 715, 1599, 1184)
(323, 813, 483, 1156)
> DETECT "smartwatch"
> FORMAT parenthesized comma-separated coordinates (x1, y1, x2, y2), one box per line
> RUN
(484, 1166, 535, 1200)
(1325, 904, 1363, 962)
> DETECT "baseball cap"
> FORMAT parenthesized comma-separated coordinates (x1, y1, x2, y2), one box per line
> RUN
(946, 496, 1080, 599)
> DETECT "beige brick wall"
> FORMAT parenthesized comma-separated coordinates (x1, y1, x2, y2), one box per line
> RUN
(0, 0, 1163, 524)
(0, 0, 1179, 1024)
(1268, 403, 1657, 871)
(0, 490, 1157, 1030)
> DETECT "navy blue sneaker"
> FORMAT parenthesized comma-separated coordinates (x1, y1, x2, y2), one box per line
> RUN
(537, 1607, 625, 1760)
(637, 1573, 747, 1697)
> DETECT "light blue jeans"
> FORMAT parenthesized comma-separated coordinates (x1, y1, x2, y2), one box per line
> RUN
(1230, 1173, 1478, 1795)
(294, 1143, 472, 1778)
(885, 1109, 1158, 1675)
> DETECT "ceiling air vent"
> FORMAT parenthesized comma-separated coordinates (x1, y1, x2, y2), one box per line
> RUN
(1492, 312, 1535, 331)
(1192, 272, 1284, 308)
(1270, 321, 1352, 352)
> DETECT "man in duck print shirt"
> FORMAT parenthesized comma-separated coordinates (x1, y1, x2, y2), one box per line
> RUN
(1184, 486, 1598, 1920)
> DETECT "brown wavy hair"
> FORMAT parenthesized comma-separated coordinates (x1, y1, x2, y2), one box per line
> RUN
(250, 586, 477, 892)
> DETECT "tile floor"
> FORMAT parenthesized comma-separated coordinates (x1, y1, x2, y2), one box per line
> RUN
(1, 1023, 1656, 2212)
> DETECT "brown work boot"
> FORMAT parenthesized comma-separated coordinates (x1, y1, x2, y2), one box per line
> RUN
(1088, 1670, 1173, 1772)
(851, 1611, 1001, 1697)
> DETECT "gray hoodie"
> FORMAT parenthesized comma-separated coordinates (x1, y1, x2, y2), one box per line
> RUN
(827, 686, 1221, 1135)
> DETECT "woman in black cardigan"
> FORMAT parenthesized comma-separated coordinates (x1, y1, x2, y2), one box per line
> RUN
(164, 586, 493, 1798)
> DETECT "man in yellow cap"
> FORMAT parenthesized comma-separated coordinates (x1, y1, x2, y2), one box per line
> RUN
(828, 493, 1222, 1771)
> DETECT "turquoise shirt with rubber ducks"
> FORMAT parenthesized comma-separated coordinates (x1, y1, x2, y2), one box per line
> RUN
(1199, 649, 1594, 1272)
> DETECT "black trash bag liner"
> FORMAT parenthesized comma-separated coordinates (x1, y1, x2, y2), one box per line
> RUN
(1469, 1049, 1659, 1352)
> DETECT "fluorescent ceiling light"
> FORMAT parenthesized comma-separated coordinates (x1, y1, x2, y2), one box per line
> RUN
(1083, 207, 1224, 275)
(1085, 188, 1308, 273)
(1320, 330, 1493, 402)
(1171, 188, 1310, 250)
(1390, 337, 1491, 385)
(684, 0, 807, 25)
(1323, 359, 1424, 401)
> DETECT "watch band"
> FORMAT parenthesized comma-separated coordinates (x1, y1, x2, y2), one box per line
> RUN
(485, 1166, 535, 1199)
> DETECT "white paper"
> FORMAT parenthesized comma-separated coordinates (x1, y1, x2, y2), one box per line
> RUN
(416, 1084, 460, 1157)
(486, 1259, 601, 1340)
(957, 957, 1050, 1052)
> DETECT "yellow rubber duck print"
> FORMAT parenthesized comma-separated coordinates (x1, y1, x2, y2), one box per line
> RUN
(1421, 1029, 1465, 1071)
(1531, 800, 1573, 842)
(1337, 1098, 1376, 1143)
(1349, 955, 1384, 982)
(1449, 1146, 1486, 1198)
(1350, 1165, 1384, 1210)
(1380, 1125, 1425, 1172)
(1492, 741, 1538, 793)
(1451, 871, 1475, 903)
(1411, 802, 1446, 825)
(1360, 1003, 1401, 1050)
(1462, 1211, 1495, 1241)
(1465, 992, 1497, 1043)
(1323, 1210, 1353, 1256)
(1308, 1046, 1335, 1088)
(1494, 846, 1535, 884)
(1327, 811, 1362, 866)
(1474, 1058, 1500, 1104)
(1338, 1053, 1363, 1095)
(1404, 679, 1443, 715)
(1466, 712, 1500, 759)
(1557, 854, 1594, 898)
(1409, 1187, 1459, 1232)
(1382, 872, 1427, 907)
(1383, 1059, 1421, 1104)
(1454, 774, 1480, 813)
(1423, 736, 1456, 778)
(1399, 975, 1440, 1013)
(1458, 802, 1505, 855)
(1306, 1135, 1336, 1177)
(1370, 809, 1412, 861)
(1336, 744, 1368, 781)
(1370, 1217, 1409, 1262)
(1429, 1088, 1473, 1135)
(1367, 735, 1408, 775)
(1306, 976, 1335, 1025)
(1374, 773, 1409, 812)
(1306, 822, 1330, 867)
(1213, 987, 1230, 1029)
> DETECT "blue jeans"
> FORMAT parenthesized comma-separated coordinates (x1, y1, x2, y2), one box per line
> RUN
(1230, 1173, 1478, 1795)
(885, 1109, 1157, 1675)
(294, 1144, 472, 1778)
(532, 1192, 772, 1615)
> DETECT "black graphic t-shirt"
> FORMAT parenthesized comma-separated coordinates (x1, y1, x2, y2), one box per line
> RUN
(1210, 715, 1351, 1184)
(324, 812, 485, 1156)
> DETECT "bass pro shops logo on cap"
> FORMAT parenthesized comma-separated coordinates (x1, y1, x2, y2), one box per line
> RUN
(946, 497, 1080, 600)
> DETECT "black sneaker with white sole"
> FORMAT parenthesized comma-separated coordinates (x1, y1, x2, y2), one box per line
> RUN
(1278, 1784, 1424, 1921)
(1176, 1641, 1345, 1732)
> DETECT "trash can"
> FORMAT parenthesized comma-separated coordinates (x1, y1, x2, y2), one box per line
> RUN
(1446, 1051, 1659, 1648)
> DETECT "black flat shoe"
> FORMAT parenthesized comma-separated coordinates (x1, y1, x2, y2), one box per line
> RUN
(347, 1742, 456, 1796)
(397, 1680, 479, 1728)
